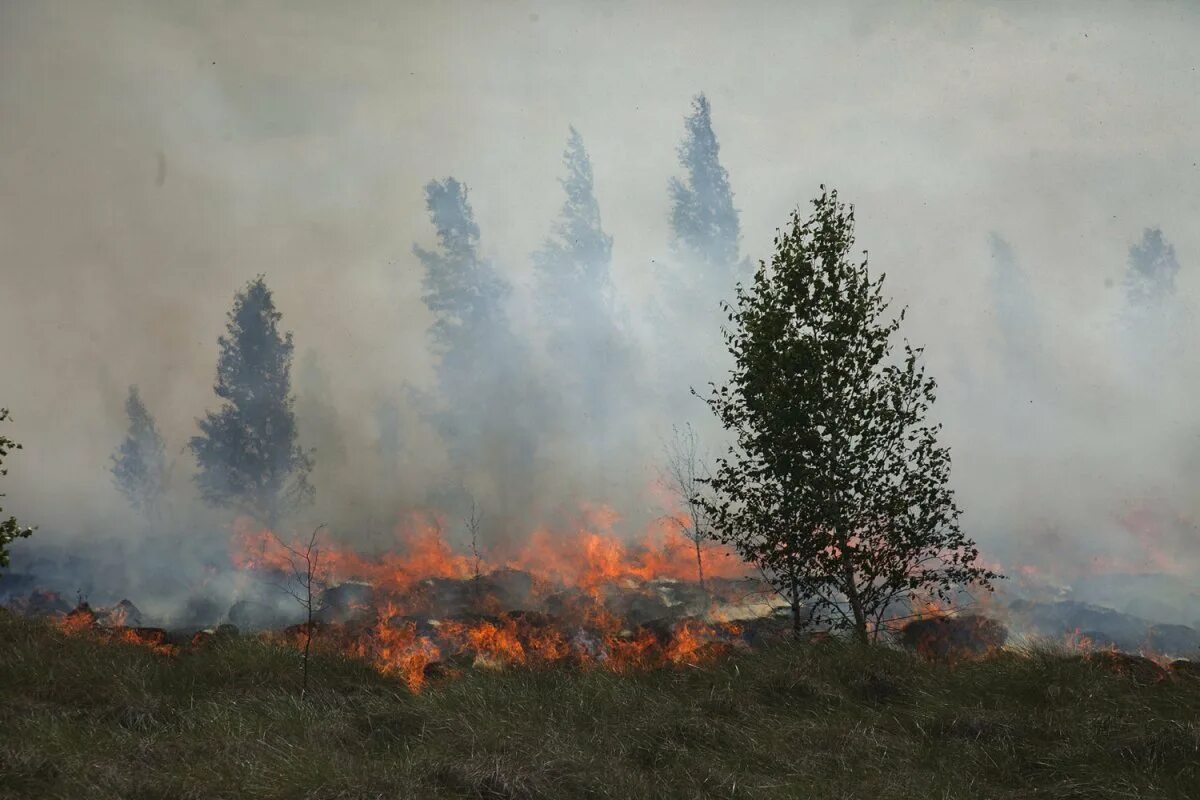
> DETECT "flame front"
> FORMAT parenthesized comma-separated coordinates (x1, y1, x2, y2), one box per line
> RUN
(232, 506, 753, 689)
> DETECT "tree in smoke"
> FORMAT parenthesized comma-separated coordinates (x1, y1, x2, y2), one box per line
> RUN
(533, 128, 631, 443)
(294, 350, 347, 521)
(1121, 228, 1184, 368)
(701, 189, 999, 643)
(656, 94, 746, 411)
(189, 276, 313, 529)
(295, 349, 346, 470)
(986, 234, 1046, 400)
(661, 423, 714, 592)
(1125, 228, 1179, 309)
(111, 386, 168, 523)
(535, 128, 613, 317)
(413, 178, 541, 506)
(988, 235, 1039, 361)
(669, 93, 743, 286)
(0, 409, 34, 576)
(415, 178, 510, 366)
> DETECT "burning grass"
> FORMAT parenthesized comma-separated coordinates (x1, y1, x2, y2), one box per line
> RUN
(219, 512, 766, 690)
(230, 509, 750, 597)
(2, 610, 1199, 799)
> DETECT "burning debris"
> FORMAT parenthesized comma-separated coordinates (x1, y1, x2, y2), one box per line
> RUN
(899, 614, 1009, 662)
(287, 607, 750, 689)
(50, 600, 179, 656)
(221, 512, 775, 688)
(5, 588, 71, 618)
(100, 598, 144, 627)
(1, 514, 774, 690)
(271, 566, 761, 690)
(9, 513, 1199, 690)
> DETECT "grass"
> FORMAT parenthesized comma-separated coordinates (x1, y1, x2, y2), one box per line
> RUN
(1, 610, 1198, 799)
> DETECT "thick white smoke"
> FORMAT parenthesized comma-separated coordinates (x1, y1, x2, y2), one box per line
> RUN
(1, 1, 1198, 623)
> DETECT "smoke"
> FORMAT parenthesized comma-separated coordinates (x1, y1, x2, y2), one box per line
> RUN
(2, 1, 1199, 619)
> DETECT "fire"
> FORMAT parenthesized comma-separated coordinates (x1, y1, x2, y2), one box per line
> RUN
(354, 619, 442, 691)
(232, 505, 743, 594)
(37, 495, 1196, 692)
(115, 627, 178, 657)
(55, 603, 99, 635)
(52, 602, 179, 657)
(440, 617, 529, 665)
(227, 504, 756, 690)
(105, 603, 133, 627)
(1056, 627, 1175, 669)
(502, 507, 744, 591)
(231, 513, 475, 593)
(665, 618, 740, 665)
(1062, 628, 1096, 654)
(276, 607, 746, 691)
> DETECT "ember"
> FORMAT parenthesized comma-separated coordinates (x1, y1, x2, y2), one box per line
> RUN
(52, 601, 179, 656)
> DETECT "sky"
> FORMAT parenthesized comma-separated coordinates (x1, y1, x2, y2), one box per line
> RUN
(2, 0, 1199, 590)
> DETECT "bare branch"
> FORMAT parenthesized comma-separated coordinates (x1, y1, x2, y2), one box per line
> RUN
(268, 524, 327, 698)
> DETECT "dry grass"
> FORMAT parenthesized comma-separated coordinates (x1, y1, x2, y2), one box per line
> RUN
(1, 609, 1198, 799)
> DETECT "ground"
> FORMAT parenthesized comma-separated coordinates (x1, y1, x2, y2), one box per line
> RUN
(1, 610, 1198, 800)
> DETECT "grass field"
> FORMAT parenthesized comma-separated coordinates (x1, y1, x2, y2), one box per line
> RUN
(1, 609, 1198, 800)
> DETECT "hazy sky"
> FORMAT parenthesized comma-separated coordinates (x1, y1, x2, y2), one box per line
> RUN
(2, 1, 1198, 577)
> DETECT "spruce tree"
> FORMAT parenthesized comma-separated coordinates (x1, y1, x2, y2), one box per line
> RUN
(669, 93, 742, 283)
(533, 127, 629, 436)
(1125, 228, 1179, 309)
(657, 94, 746, 413)
(413, 179, 541, 503)
(414, 178, 511, 367)
(702, 189, 998, 642)
(1120, 227, 1184, 368)
(111, 385, 168, 522)
(987, 234, 1043, 389)
(190, 276, 313, 528)
(535, 127, 616, 344)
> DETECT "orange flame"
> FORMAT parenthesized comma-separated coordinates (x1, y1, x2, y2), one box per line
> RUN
(224, 503, 758, 690)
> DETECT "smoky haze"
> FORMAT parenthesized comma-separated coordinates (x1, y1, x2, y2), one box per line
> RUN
(2, 1, 1199, 616)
